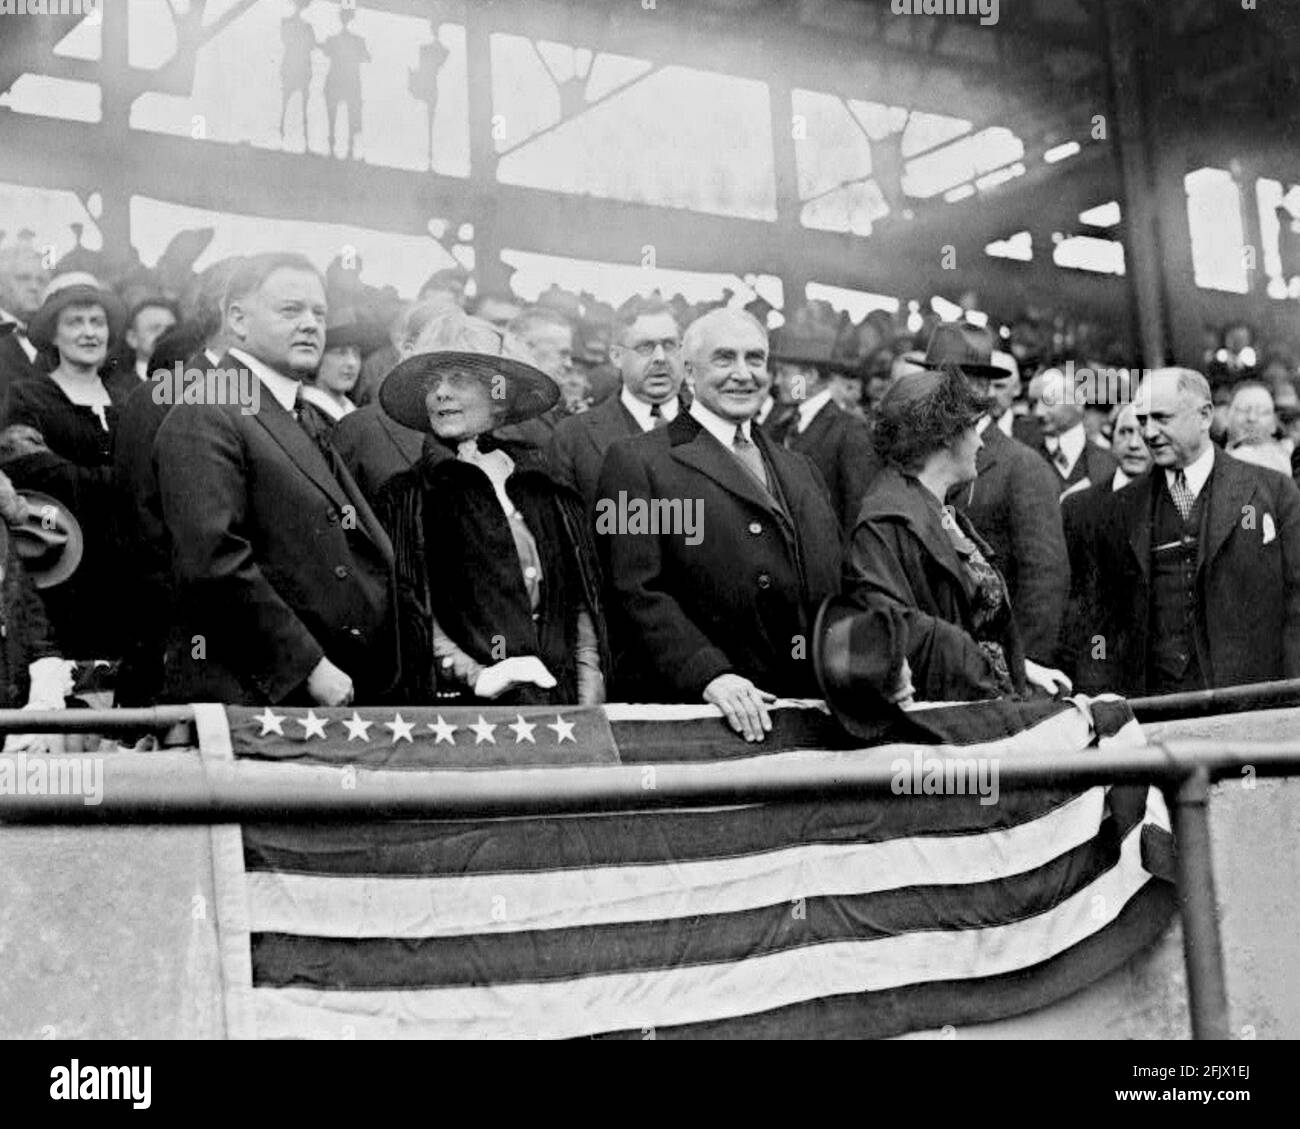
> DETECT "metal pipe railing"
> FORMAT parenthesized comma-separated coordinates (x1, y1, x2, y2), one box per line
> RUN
(4, 702, 1300, 1040)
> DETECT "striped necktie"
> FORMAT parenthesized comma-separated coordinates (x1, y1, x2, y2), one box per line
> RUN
(1169, 468, 1194, 522)
(649, 402, 668, 430)
(732, 424, 770, 493)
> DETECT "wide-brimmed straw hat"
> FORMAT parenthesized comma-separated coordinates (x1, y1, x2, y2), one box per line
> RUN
(6, 490, 85, 589)
(379, 309, 559, 431)
(26, 272, 125, 350)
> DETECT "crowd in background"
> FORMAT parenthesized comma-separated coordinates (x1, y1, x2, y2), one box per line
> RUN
(1, 223, 1299, 746)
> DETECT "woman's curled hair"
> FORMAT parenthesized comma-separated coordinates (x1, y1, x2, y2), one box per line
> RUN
(872, 364, 989, 471)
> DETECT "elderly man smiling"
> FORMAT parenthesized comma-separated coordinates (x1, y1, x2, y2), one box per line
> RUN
(596, 308, 841, 741)
(1083, 367, 1300, 694)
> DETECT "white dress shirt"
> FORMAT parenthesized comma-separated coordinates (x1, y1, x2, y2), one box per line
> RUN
(300, 383, 357, 422)
(229, 347, 300, 413)
(620, 386, 679, 432)
(1167, 442, 1215, 501)
(1111, 467, 1133, 492)
(690, 399, 752, 446)
(795, 387, 834, 434)
(1045, 421, 1087, 478)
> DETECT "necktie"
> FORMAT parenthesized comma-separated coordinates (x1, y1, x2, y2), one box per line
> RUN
(649, 402, 668, 430)
(766, 404, 798, 446)
(295, 391, 342, 475)
(1170, 469, 1194, 522)
(732, 424, 770, 492)
(1046, 439, 1069, 476)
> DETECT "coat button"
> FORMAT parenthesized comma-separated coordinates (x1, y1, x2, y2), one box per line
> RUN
(334, 565, 349, 579)
(348, 628, 362, 638)
(748, 522, 762, 535)
(523, 566, 538, 580)
(757, 572, 772, 590)
(327, 510, 340, 524)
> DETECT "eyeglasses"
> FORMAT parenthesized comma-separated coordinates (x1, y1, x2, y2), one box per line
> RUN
(627, 338, 681, 358)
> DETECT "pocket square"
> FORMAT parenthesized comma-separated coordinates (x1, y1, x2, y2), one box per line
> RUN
(1263, 513, 1277, 544)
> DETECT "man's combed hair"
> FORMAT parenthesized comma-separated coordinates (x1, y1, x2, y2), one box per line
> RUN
(872, 366, 989, 471)
(222, 252, 323, 313)
(614, 297, 679, 341)
(508, 305, 571, 342)
(680, 307, 767, 361)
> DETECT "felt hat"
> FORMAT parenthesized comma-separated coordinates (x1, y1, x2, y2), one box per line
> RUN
(8, 490, 84, 589)
(918, 322, 1007, 381)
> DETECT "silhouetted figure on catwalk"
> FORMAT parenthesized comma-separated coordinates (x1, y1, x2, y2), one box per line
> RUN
(323, 6, 370, 160)
(409, 17, 449, 170)
(280, 0, 315, 148)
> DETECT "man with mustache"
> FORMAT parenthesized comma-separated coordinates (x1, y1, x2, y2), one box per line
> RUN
(153, 252, 398, 706)
(1086, 367, 1300, 694)
(548, 298, 686, 510)
(595, 308, 841, 741)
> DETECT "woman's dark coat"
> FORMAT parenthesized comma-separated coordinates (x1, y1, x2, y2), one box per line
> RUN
(843, 465, 1026, 700)
(375, 444, 610, 705)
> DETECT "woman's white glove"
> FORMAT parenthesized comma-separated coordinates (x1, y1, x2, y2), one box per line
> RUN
(473, 656, 557, 700)
(1024, 659, 1073, 697)
(3, 657, 74, 754)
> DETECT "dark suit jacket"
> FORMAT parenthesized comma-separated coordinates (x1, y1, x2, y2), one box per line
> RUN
(775, 399, 879, 531)
(154, 355, 399, 704)
(1058, 473, 1129, 687)
(547, 393, 642, 510)
(950, 424, 1068, 663)
(1011, 413, 1043, 451)
(1087, 451, 1300, 694)
(331, 402, 425, 506)
(847, 466, 1027, 701)
(0, 328, 43, 404)
(595, 411, 842, 701)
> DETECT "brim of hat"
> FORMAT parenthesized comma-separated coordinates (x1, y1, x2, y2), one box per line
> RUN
(772, 350, 859, 376)
(919, 359, 1012, 380)
(27, 287, 126, 349)
(13, 490, 85, 589)
(325, 325, 387, 354)
(811, 596, 878, 740)
(379, 350, 560, 431)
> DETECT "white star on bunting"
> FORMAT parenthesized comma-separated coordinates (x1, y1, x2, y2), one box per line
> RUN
(469, 715, 497, 745)
(547, 714, 576, 744)
(254, 708, 286, 736)
(427, 716, 458, 745)
(385, 713, 415, 743)
(298, 710, 328, 739)
(508, 714, 537, 744)
(342, 712, 373, 742)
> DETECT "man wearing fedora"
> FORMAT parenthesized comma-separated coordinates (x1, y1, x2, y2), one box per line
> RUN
(763, 319, 878, 531)
(153, 252, 398, 707)
(595, 308, 841, 741)
(548, 298, 687, 511)
(924, 323, 1070, 667)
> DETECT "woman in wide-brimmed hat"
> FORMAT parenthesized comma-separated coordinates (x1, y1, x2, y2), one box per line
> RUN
(374, 309, 609, 706)
(829, 366, 1072, 704)
(0, 273, 134, 659)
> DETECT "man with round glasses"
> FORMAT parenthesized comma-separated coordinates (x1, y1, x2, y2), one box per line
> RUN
(548, 298, 686, 509)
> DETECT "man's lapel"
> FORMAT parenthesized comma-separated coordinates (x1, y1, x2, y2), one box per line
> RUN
(788, 400, 836, 453)
(1127, 475, 1154, 581)
(670, 413, 784, 518)
(243, 364, 352, 512)
(585, 394, 641, 459)
(1199, 451, 1253, 575)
